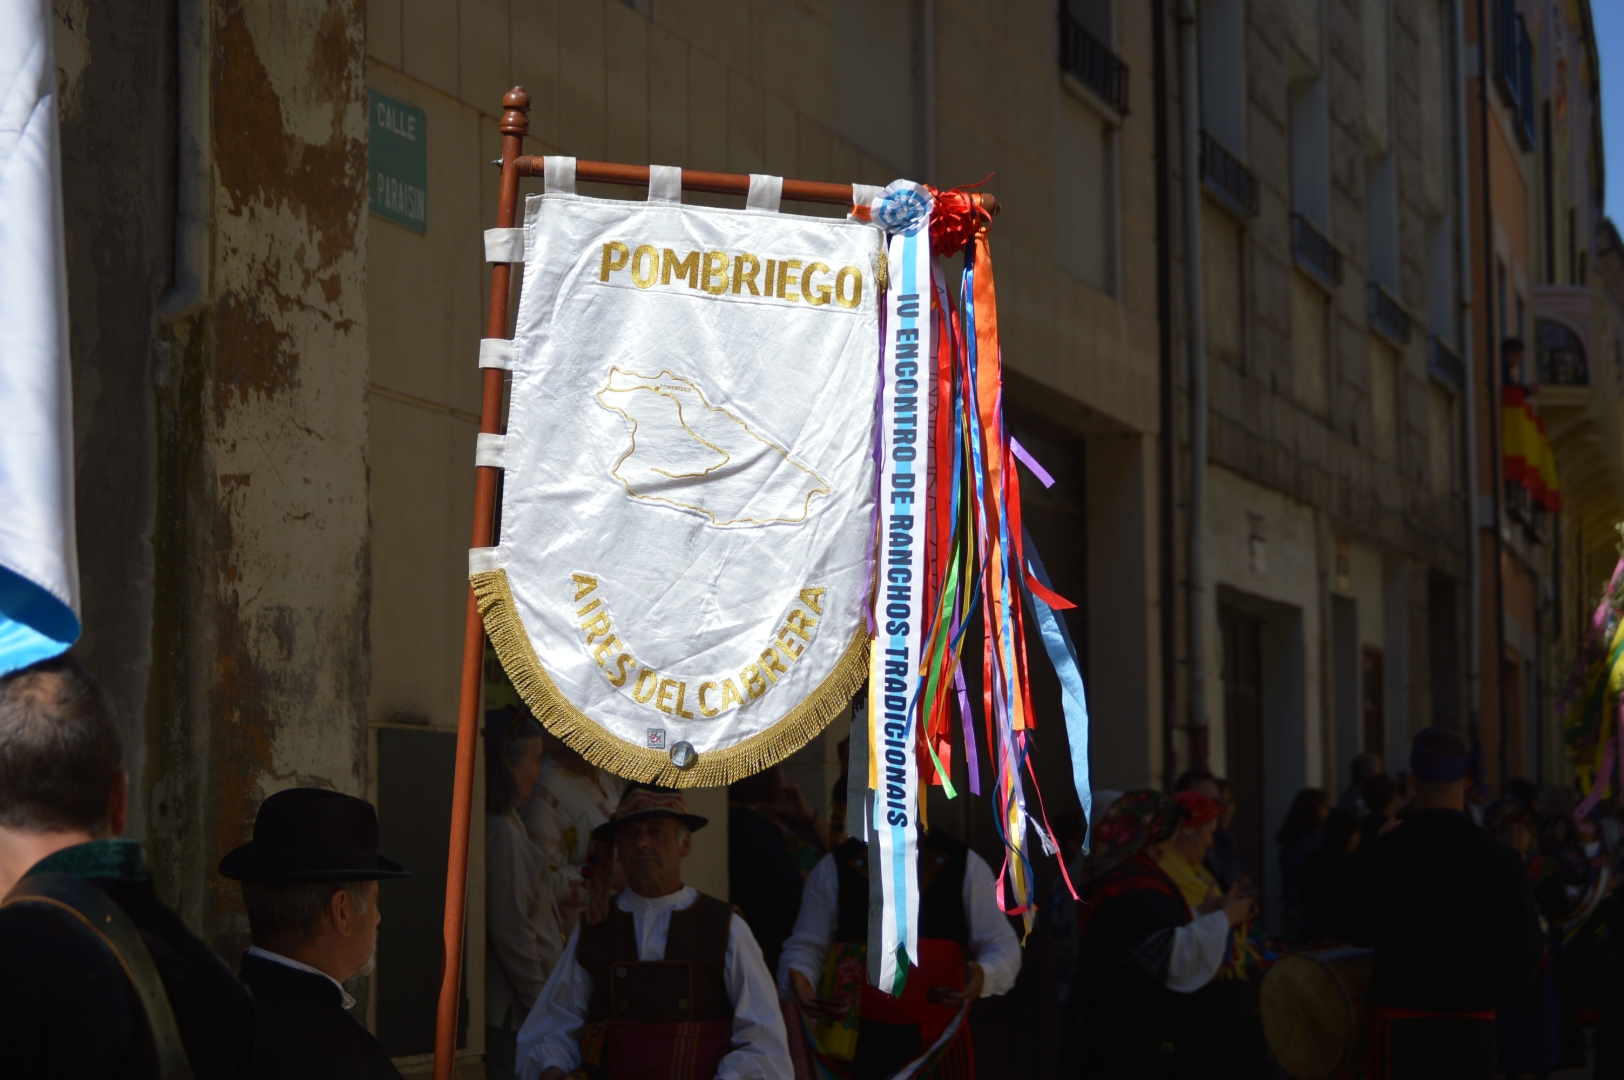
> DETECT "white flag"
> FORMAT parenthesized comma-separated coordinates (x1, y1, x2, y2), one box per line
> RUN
(472, 170, 882, 786)
(0, 0, 79, 676)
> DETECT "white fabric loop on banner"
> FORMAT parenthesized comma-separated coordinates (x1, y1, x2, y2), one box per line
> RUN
(484, 228, 526, 263)
(475, 433, 509, 469)
(647, 165, 682, 204)
(850, 184, 883, 219)
(746, 174, 783, 213)
(468, 546, 505, 575)
(478, 339, 513, 370)
(544, 156, 577, 194)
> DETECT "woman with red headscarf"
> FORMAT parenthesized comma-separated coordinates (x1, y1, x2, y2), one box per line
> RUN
(1063, 791, 1255, 1078)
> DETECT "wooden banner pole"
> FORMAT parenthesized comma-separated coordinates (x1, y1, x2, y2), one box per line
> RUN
(433, 86, 530, 1080)
(433, 85, 1000, 1079)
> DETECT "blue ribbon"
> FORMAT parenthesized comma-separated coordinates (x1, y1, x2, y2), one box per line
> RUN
(1019, 526, 1092, 853)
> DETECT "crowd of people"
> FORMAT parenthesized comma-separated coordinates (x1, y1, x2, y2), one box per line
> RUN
(1060, 735, 1624, 1079)
(7, 650, 1624, 1080)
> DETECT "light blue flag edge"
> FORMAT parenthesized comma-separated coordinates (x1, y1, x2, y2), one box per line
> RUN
(0, 566, 80, 676)
(1019, 526, 1092, 853)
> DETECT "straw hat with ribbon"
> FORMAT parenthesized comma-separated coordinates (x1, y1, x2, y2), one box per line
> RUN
(583, 784, 709, 923)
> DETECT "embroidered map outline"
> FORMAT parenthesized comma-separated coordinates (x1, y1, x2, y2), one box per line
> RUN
(595, 367, 831, 527)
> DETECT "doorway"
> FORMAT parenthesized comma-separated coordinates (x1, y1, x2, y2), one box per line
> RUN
(1362, 646, 1385, 758)
(1221, 604, 1265, 890)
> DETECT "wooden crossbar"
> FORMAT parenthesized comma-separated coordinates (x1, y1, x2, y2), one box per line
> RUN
(513, 156, 1001, 215)
(516, 157, 859, 206)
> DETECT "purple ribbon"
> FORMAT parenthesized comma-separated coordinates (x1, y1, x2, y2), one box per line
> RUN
(955, 660, 981, 796)
(1010, 436, 1054, 489)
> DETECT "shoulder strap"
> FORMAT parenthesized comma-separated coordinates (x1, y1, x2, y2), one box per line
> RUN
(2, 872, 195, 1080)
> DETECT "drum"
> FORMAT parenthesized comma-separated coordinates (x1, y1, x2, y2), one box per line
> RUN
(1259, 946, 1373, 1080)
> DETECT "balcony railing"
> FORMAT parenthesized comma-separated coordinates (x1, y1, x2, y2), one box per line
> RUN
(1368, 282, 1411, 346)
(1534, 317, 1589, 386)
(1428, 336, 1465, 391)
(1059, 8, 1129, 114)
(1292, 214, 1343, 289)
(1200, 130, 1258, 218)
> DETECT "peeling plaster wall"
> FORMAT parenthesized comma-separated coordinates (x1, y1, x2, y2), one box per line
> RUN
(145, 0, 371, 958)
(53, 0, 171, 843)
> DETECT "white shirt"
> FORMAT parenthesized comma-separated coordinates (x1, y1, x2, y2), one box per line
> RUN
(776, 849, 1023, 998)
(515, 886, 790, 1080)
(521, 756, 627, 940)
(245, 945, 356, 1009)
(1164, 911, 1231, 993)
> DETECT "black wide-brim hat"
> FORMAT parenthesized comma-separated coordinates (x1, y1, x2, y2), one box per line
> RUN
(591, 784, 709, 843)
(219, 788, 409, 883)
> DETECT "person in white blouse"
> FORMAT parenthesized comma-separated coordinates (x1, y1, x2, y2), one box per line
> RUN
(777, 830, 1021, 1079)
(1063, 789, 1255, 1075)
(485, 709, 562, 1079)
(521, 740, 626, 940)
(516, 784, 789, 1080)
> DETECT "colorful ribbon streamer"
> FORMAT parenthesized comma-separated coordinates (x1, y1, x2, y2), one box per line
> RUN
(861, 180, 1094, 997)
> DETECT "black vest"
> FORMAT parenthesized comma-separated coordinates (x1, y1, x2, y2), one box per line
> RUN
(832, 832, 971, 944)
(577, 892, 735, 1025)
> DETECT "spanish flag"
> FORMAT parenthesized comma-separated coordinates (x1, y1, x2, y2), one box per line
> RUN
(1503, 385, 1562, 511)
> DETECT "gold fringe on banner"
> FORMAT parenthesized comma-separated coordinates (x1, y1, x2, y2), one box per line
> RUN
(472, 568, 869, 786)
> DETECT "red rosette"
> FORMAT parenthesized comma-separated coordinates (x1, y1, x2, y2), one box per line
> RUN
(927, 185, 992, 256)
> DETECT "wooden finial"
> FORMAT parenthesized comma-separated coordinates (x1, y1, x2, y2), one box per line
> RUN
(501, 87, 531, 136)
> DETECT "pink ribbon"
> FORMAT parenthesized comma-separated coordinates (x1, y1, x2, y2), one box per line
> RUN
(1576, 696, 1624, 819)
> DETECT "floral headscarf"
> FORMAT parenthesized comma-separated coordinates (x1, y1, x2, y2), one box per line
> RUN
(1173, 790, 1220, 828)
(1084, 790, 1184, 882)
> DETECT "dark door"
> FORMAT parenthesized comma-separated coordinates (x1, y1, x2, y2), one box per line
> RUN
(376, 727, 466, 1056)
(1362, 646, 1385, 757)
(1221, 605, 1265, 891)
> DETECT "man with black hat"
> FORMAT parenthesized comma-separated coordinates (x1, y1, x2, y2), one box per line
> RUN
(515, 784, 790, 1080)
(1339, 727, 1545, 1079)
(219, 787, 410, 1080)
(0, 654, 256, 1078)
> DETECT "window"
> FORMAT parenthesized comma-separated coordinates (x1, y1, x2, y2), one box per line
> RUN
(1204, 201, 1243, 363)
(1366, 154, 1398, 289)
(1425, 215, 1456, 346)
(1569, 209, 1578, 285)
(1369, 339, 1397, 462)
(1290, 77, 1329, 228)
(1200, 0, 1246, 152)
(1198, 0, 1256, 219)
(1054, 0, 1121, 293)
(1416, 1, 1450, 218)
(1536, 319, 1589, 385)
(1363, 0, 1390, 156)
(1428, 383, 1455, 496)
(1293, 273, 1328, 411)
(1055, 92, 1117, 294)
(1493, 0, 1535, 150)
(1059, 0, 1128, 113)
(1543, 102, 1555, 282)
(1497, 259, 1508, 344)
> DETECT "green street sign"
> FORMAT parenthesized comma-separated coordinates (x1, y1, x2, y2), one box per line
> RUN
(369, 90, 426, 233)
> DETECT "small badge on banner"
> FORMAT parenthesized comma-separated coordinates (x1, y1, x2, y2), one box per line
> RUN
(868, 180, 934, 997)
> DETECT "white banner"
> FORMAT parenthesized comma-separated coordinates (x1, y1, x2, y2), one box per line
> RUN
(0, 0, 79, 676)
(868, 181, 934, 995)
(475, 186, 882, 786)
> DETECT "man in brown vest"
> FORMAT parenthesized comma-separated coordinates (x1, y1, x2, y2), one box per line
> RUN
(516, 784, 789, 1080)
